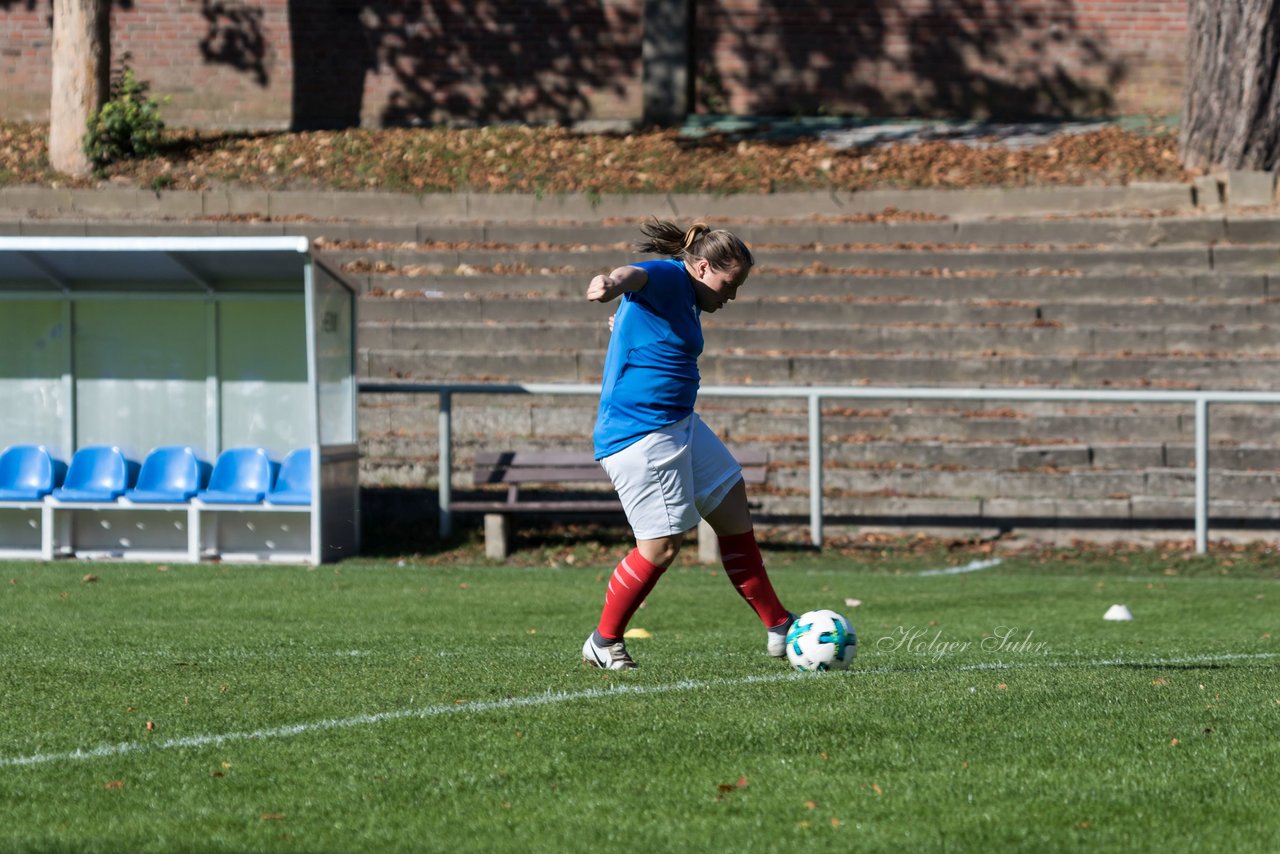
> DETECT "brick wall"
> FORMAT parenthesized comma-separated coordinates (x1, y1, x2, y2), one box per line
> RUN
(0, 1, 1185, 130)
(695, 0, 1188, 118)
(0, 0, 646, 129)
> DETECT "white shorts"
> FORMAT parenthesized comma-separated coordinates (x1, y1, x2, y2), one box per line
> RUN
(599, 413, 742, 540)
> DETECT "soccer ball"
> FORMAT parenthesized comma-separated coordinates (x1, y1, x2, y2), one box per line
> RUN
(785, 609, 857, 672)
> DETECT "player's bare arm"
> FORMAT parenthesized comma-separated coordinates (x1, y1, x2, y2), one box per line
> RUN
(586, 265, 647, 303)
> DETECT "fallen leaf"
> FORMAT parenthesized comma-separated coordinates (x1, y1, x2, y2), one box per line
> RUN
(260, 813, 286, 821)
(145, 720, 155, 732)
(1152, 678, 1169, 686)
(716, 775, 749, 796)
(623, 628, 651, 639)
(82, 574, 98, 583)
(104, 779, 124, 790)
(872, 783, 883, 796)
(997, 683, 1008, 690)
(1170, 738, 1180, 746)
(831, 817, 842, 828)
(843, 598, 862, 608)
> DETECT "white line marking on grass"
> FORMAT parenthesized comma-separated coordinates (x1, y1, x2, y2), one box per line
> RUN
(0, 672, 805, 769)
(947, 651, 1280, 672)
(4, 651, 1276, 770)
(918, 557, 1003, 576)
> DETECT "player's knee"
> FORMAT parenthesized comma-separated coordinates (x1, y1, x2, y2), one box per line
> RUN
(638, 534, 683, 567)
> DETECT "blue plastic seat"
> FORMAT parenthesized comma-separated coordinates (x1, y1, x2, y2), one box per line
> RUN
(0, 445, 64, 502)
(266, 448, 312, 506)
(124, 446, 210, 503)
(50, 446, 137, 502)
(197, 447, 277, 505)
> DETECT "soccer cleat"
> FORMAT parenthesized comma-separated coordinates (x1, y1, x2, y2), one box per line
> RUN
(766, 612, 797, 658)
(582, 634, 638, 670)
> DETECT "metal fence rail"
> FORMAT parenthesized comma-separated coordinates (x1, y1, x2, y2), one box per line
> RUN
(360, 381, 1280, 553)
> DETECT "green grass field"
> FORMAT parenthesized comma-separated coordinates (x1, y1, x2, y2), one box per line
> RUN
(2, 547, 1277, 852)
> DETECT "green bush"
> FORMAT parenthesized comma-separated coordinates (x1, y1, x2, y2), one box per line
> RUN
(83, 64, 166, 169)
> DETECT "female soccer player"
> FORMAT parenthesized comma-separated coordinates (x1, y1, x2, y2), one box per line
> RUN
(581, 219, 794, 669)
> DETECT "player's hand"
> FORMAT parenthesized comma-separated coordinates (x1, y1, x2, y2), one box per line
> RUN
(586, 274, 618, 303)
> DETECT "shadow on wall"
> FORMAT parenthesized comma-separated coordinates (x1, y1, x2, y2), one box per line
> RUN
(198, 0, 638, 130)
(697, 0, 1124, 119)
(16, 1, 1123, 132)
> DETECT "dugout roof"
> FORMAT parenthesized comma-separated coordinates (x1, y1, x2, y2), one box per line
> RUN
(0, 236, 343, 294)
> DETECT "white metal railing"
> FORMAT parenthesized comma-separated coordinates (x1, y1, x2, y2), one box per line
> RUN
(359, 381, 1280, 553)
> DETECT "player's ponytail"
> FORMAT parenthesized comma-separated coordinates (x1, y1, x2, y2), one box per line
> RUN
(634, 218, 754, 272)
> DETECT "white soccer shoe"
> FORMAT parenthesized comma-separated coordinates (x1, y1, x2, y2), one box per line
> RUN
(767, 613, 797, 658)
(582, 634, 638, 670)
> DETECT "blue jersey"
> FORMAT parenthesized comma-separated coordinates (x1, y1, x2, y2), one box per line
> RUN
(593, 259, 703, 459)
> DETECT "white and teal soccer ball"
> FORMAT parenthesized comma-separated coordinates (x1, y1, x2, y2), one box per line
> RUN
(785, 609, 857, 672)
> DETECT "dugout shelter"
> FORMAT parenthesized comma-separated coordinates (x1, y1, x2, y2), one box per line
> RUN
(0, 236, 358, 564)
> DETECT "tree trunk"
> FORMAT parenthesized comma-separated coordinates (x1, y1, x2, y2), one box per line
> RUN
(49, 0, 110, 177)
(1181, 0, 1280, 171)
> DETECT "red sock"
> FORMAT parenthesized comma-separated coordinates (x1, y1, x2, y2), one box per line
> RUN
(719, 530, 789, 628)
(596, 549, 666, 641)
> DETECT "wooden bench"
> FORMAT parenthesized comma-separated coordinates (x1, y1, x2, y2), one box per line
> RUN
(450, 448, 768, 560)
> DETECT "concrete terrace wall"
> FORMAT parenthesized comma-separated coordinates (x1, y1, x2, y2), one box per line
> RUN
(1, 1, 1185, 130)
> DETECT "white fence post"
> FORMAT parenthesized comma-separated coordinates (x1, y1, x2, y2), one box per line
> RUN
(809, 393, 823, 548)
(1195, 397, 1209, 553)
(438, 390, 452, 541)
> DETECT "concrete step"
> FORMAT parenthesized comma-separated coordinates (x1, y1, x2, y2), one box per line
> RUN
(407, 216, 1242, 247)
(326, 244, 1265, 274)
(346, 271, 1275, 300)
(356, 294, 1280, 327)
(355, 434, 1167, 474)
(0, 184, 1208, 226)
(764, 464, 1280, 501)
(357, 319, 1280, 357)
(13, 214, 1277, 268)
(756, 493, 1280, 528)
(358, 424, 1280, 472)
(359, 393, 1280, 444)
(360, 346, 1280, 388)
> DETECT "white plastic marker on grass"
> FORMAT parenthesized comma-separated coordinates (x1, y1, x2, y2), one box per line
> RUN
(1103, 604, 1135, 621)
(917, 557, 1003, 577)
